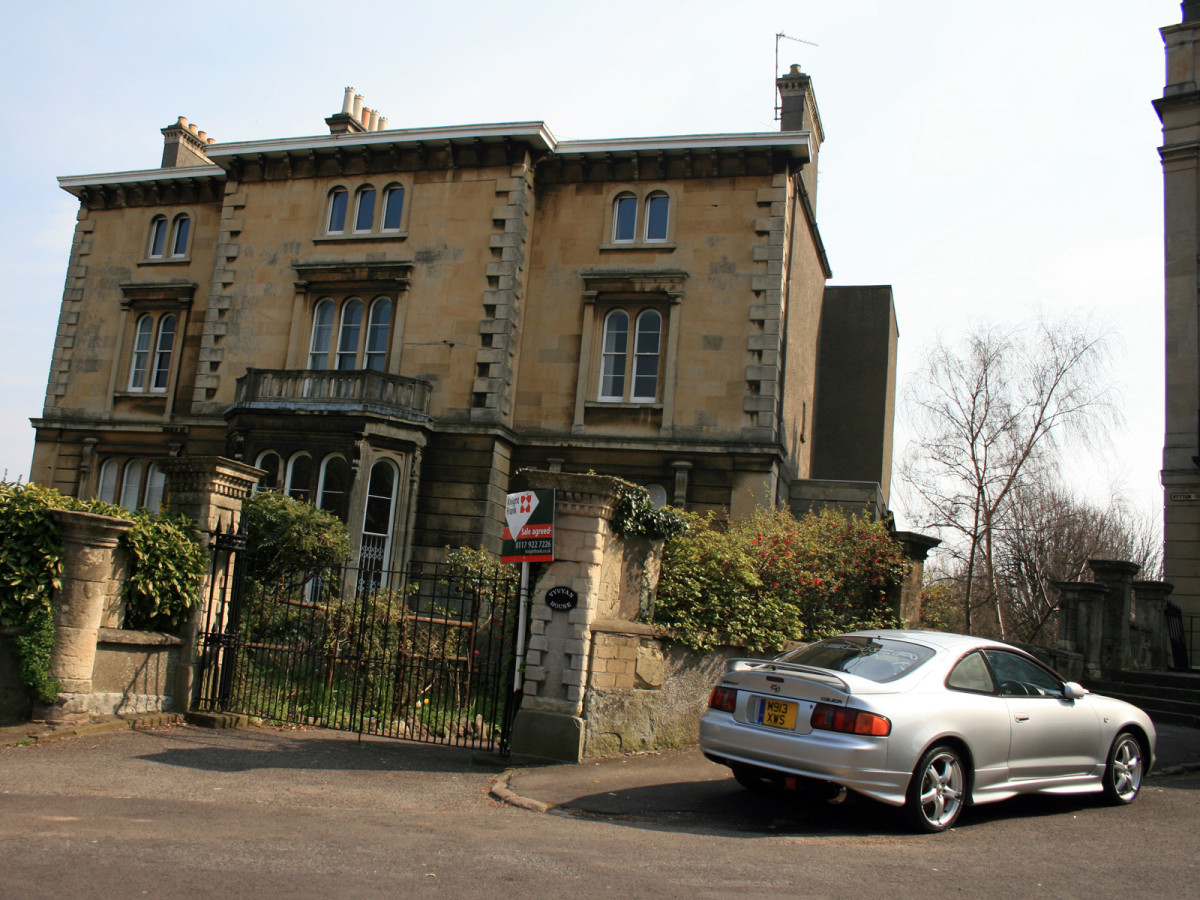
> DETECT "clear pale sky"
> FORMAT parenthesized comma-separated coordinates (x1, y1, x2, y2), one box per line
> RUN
(0, 0, 1179, 529)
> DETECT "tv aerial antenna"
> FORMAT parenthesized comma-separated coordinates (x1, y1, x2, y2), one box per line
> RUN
(774, 31, 819, 121)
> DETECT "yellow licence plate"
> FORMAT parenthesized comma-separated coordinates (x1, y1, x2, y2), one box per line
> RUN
(760, 698, 797, 730)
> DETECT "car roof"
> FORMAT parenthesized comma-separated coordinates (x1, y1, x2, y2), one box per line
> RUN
(838, 629, 1015, 654)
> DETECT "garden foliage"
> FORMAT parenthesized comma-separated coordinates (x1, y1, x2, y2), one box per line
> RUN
(0, 480, 207, 704)
(653, 505, 907, 651)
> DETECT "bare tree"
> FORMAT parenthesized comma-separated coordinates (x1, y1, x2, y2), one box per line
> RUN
(901, 316, 1120, 637)
(994, 481, 1162, 643)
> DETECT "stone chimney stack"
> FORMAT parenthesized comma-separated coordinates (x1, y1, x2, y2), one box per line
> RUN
(776, 64, 824, 209)
(160, 116, 213, 168)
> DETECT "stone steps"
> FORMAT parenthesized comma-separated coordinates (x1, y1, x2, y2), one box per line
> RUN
(1085, 672, 1200, 728)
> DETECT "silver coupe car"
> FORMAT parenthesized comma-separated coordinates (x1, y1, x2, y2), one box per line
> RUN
(699, 630, 1156, 832)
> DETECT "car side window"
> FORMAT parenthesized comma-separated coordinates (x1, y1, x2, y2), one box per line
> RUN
(947, 651, 996, 694)
(986, 651, 1064, 698)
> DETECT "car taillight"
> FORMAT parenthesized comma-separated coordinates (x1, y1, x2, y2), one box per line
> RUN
(709, 686, 738, 712)
(810, 702, 891, 736)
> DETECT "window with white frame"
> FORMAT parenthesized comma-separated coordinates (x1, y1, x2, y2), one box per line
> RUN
(146, 213, 191, 260)
(598, 307, 663, 403)
(255, 451, 282, 492)
(129, 313, 177, 392)
(317, 454, 351, 522)
(322, 182, 407, 237)
(285, 452, 314, 502)
(97, 458, 166, 512)
(353, 187, 376, 233)
(360, 458, 398, 568)
(605, 187, 673, 247)
(308, 296, 392, 371)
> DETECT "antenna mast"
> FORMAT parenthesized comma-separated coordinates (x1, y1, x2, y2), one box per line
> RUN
(774, 31, 819, 121)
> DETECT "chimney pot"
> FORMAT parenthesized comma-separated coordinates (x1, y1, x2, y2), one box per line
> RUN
(368, 109, 380, 131)
(352, 93, 365, 119)
(378, 116, 388, 131)
(198, 131, 206, 141)
(207, 137, 215, 145)
(342, 86, 356, 114)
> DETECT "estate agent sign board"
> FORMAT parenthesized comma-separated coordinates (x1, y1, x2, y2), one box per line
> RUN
(501, 489, 555, 563)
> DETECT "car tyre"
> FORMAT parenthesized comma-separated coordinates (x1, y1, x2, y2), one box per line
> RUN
(906, 745, 966, 833)
(1102, 731, 1145, 805)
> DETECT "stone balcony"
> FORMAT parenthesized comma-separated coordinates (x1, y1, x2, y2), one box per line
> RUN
(227, 368, 433, 423)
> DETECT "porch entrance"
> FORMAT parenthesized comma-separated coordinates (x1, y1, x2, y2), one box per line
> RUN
(195, 526, 522, 754)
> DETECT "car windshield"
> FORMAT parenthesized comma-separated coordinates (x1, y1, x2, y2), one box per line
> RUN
(776, 636, 935, 683)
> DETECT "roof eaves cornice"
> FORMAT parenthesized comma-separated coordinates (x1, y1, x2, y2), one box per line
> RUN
(556, 131, 811, 160)
(205, 121, 559, 162)
(57, 164, 225, 196)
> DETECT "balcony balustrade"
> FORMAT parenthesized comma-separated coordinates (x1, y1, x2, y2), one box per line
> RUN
(228, 368, 433, 423)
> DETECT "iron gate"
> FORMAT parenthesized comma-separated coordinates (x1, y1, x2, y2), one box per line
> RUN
(196, 526, 522, 754)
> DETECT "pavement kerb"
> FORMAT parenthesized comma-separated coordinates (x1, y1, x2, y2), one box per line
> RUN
(489, 769, 552, 813)
(0, 712, 188, 747)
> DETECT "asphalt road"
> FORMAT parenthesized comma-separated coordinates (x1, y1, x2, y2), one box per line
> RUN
(1, 724, 1198, 899)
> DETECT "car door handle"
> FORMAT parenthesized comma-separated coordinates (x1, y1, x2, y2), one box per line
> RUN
(1014, 714, 1030, 722)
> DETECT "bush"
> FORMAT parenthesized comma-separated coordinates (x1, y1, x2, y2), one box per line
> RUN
(122, 511, 208, 631)
(242, 490, 352, 586)
(653, 505, 907, 652)
(0, 480, 209, 703)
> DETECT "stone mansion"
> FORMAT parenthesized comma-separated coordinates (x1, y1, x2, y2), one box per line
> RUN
(31, 69, 898, 569)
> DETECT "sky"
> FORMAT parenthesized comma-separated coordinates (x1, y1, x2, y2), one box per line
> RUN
(0, 0, 1180, 530)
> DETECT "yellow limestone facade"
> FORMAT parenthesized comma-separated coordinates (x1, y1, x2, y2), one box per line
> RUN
(33, 75, 898, 569)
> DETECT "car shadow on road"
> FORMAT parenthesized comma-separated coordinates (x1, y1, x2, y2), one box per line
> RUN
(547, 777, 1125, 838)
(130, 724, 503, 774)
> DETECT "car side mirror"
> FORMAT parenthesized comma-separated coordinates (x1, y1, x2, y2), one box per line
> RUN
(1063, 682, 1086, 700)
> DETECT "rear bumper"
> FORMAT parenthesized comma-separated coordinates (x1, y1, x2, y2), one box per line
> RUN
(699, 712, 910, 806)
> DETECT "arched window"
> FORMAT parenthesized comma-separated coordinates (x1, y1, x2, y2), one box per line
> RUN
(365, 299, 391, 371)
(382, 185, 405, 231)
(145, 463, 166, 512)
(336, 299, 364, 370)
(256, 451, 282, 491)
(631, 310, 662, 402)
(148, 216, 169, 258)
(119, 459, 143, 511)
(612, 193, 637, 243)
(596, 306, 665, 404)
(361, 459, 398, 569)
(152, 314, 176, 391)
(171, 214, 191, 257)
(354, 187, 377, 233)
(326, 188, 349, 234)
(285, 452, 313, 502)
(308, 296, 392, 371)
(130, 316, 155, 390)
(130, 314, 175, 392)
(317, 454, 350, 522)
(599, 310, 629, 401)
(309, 299, 335, 369)
(98, 459, 120, 504)
(644, 192, 669, 242)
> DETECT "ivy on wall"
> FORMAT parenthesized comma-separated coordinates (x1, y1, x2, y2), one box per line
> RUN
(0, 481, 207, 705)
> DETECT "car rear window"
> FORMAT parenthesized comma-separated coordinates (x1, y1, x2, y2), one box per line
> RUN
(776, 636, 935, 683)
